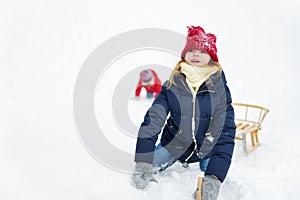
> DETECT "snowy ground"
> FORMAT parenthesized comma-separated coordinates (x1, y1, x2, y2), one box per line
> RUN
(1, 0, 300, 199)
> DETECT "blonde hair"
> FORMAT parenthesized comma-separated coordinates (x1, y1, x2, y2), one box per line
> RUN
(168, 59, 222, 87)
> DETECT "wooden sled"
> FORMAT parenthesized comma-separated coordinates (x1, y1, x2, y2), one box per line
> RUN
(232, 103, 269, 154)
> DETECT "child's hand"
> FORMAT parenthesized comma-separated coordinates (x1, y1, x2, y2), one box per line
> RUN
(131, 162, 153, 190)
(201, 175, 221, 200)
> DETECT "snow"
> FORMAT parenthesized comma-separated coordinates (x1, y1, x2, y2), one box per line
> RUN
(1, 0, 300, 199)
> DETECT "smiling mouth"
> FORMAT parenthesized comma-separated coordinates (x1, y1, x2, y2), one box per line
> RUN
(191, 60, 200, 63)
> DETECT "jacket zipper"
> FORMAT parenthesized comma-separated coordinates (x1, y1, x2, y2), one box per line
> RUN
(179, 77, 215, 162)
(184, 94, 199, 162)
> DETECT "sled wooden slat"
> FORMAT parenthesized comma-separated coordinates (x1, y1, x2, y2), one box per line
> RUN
(232, 103, 269, 154)
(235, 123, 257, 140)
(236, 123, 250, 131)
(196, 177, 203, 200)
(235, 122, 243, 128)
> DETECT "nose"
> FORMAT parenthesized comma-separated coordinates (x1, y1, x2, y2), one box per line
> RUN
(192, 51, 200, 57)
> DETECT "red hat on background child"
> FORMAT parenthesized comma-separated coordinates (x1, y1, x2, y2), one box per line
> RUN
(181, 26, 218, 62)
(140, 69, 153, 82)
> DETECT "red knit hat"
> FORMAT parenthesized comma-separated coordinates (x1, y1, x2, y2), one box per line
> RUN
(140, 69, 153, 82)
(181, 26, 218, 62)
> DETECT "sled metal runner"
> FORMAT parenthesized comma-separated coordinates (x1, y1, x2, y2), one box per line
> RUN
(232, 103, 269, 153)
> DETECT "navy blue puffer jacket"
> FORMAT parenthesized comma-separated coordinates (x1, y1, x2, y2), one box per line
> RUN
(135, 71, 236, 182)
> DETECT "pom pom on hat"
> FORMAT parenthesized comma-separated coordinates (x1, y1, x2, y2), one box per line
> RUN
(181, 26, 218, 62)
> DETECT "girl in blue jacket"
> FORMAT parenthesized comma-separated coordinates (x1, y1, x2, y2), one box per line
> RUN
(132, 26, 236, 200)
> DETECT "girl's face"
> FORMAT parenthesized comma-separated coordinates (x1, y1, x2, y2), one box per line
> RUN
(184, 50, 211, 67)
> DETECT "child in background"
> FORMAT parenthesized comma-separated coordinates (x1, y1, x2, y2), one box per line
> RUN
(135, 69, 161, 99)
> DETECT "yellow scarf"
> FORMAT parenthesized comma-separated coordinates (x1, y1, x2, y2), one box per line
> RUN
(180, 62, 218, 94)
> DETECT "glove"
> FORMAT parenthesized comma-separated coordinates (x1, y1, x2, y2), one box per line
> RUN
(131, 162, 153, 190)
(201, 175, 221, 200)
